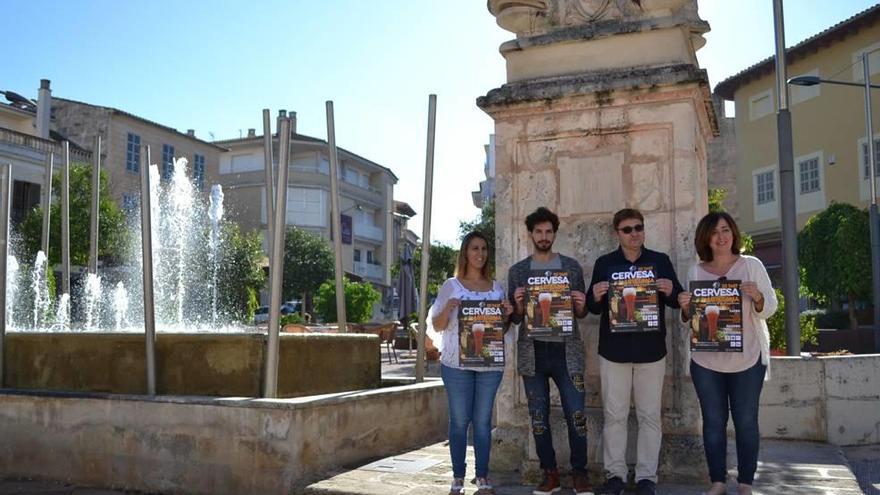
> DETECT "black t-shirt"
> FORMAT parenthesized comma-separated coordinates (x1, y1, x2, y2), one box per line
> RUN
(586, 246, 683, 363)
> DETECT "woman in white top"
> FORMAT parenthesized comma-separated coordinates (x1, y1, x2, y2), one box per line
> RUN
(678, 212, 777, 495)
(431, 231, 513, 495)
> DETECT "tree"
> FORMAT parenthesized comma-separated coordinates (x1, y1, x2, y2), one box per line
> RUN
(391, 242, 458, 299)
(215, 223, 266, 322)
(706, 187, 753, 254)
(766, 287, 818, 350)
(798, 202, 870, 330)
(314, 277, 381, 324)
(282, 227, 335, 313)
(459, 200, 495, 272)
(18, 164, 131, 265)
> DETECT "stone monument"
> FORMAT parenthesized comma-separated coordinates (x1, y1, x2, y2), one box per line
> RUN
(478, 0, 718, 484)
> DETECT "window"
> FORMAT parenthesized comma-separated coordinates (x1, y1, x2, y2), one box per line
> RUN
(366, 250, 374, 264)
(193, 154, 205, 190)
(343, 165, 360, 185)
(756, 171, 775, 204)
(122, 192, 139, 214)
(126, 133, 141, 173)
(749, 89, 774, 121)
(861, 138, 880, 179)
(799, 157, 820, 194)
(354, 249, 362, 262)
(162, 144, 175, 181)
(285, 187, 327, 227)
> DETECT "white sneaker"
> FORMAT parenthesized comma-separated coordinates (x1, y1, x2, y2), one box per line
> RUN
(449, 477, 465, 495)
(475, 477, 496, 495)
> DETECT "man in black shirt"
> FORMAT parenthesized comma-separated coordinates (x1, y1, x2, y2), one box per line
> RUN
(587, 209, 683, 495)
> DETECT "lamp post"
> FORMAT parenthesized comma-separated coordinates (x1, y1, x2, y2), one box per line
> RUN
(789, 50, 880, 352)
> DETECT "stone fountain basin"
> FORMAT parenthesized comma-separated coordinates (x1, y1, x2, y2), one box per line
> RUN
(4, 332, 380, 397)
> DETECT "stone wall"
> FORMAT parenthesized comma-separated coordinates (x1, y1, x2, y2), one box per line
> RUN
(0, 381, 448, 494)
(759, 354, 880, 446)
(4, 332, 380, 397)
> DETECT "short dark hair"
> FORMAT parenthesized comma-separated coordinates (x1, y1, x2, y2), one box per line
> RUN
(612, 208, 644, 229)
(694, 212, 742, 262)
(525, 207, 559, 232)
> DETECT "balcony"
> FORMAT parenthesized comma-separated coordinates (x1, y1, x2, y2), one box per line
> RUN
(354, 223, 384, 242)
(354, 261, 385, 281)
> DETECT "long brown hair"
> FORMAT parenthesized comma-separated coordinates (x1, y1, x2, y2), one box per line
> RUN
(694, 212, 742, 262)
(455, 231, 492, 280)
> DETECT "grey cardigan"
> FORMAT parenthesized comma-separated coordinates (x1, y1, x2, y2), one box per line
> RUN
(506, 254, 587, 377)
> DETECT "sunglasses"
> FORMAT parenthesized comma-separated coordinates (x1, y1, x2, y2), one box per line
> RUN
(617, 224, 644, 234)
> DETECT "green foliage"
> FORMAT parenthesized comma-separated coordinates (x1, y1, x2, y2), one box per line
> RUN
(391, 242, 458, 298)
(708, 187, 727, 213)
(282, 227, 335, 305)
(459, 200, 495, 272)
(767, 288, 819, 350)
(18, 164, 131, 266)
(280, 312, 305, 326)
(215, 223, 266, 322)
(798, 202, 870, 329)
(314, 277, 381, 324)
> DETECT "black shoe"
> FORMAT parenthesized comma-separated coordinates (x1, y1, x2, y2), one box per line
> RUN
(596, 476, 625, 495)
(636, 479, 656, 495)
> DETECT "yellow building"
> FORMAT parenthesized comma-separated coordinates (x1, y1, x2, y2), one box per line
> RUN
(715, 4, 880, 279)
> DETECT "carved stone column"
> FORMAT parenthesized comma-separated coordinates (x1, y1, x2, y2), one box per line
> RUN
(479, 0, 718, 484)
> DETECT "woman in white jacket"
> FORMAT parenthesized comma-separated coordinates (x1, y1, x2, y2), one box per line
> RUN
(677, 212, 778, 495)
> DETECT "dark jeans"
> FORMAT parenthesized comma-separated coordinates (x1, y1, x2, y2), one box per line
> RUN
(690, 358, 766, 485)
(521, 340, 587, 472)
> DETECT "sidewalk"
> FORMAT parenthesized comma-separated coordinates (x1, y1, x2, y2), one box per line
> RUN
(301, 439, 868, 495)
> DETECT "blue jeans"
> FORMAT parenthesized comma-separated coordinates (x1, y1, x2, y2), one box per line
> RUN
(690, 358, 766, 485)
(440, 364, 504, 479)
(521, 340, 588, 472)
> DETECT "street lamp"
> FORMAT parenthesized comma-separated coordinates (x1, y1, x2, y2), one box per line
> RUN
(789, 50, 880, 352)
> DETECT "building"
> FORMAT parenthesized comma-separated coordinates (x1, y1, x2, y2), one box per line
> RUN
(714, 4, 880, 279)
(50, 96, 226, 212)
(214, 120, 399, 319)
(707, 94, 739, 218)
(0, 80, 91, 225)
(472, 134, 496, 209)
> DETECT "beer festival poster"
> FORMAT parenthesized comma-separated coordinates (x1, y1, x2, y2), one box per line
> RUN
(689, 279, 744, 353)
(458, 300, 506, 367)
(608, 263, 660, 333)
(526, 270, 573, 338)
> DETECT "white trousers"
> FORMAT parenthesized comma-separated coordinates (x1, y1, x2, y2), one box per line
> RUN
(599, 356, 666, 483)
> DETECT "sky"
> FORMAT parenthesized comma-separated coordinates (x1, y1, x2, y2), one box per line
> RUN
(3, 0, 878, 245)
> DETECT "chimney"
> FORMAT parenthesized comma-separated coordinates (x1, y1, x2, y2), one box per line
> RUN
(247, 128, 256, 138)
(36, 79, 51, 139)
(289, 111, 297, 137)
(276, 110, 287, 138)
(186, 129, 195, 137)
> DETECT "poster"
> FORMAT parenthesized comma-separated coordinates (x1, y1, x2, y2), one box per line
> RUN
(689, 279, 743, 352)
(526, 270, 573, 337)
(608, 264, 659, 333)
(458, 300, 505, 367)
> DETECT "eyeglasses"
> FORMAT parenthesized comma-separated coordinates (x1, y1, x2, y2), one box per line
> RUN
(617, 224, 644, 234)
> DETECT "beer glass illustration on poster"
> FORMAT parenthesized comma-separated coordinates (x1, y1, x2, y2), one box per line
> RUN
(689, 279, 743, 352)
(458, 300, 505, 367)
(526, 270, 573, 337)
(608, 264, 659, 333)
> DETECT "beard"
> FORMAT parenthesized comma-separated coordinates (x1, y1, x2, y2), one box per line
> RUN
(532, 239, 553, 253)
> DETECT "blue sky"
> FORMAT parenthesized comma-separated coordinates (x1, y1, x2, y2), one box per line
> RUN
(3, 0, 878, 244)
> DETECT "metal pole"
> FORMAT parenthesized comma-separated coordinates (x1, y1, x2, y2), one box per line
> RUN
(772, 0, 801, 355)
(140, 145, 157, 395)
(862, 52, 880, 352)
(263, 117, 291, 398)
(60, 142, 71, 296)
(326, 101, 348, 332)
(0, 163, 12, 387)
(262, 109, 275, 258)
(41, 153, 53, 256)
(88, 135, 101, 274)
(416, 95, 437, 382)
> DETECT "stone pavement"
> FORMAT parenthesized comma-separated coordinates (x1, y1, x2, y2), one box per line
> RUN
(301, 439, 867, 495)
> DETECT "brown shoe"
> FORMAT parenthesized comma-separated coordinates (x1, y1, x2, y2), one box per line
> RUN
(572, 471, 594, 495)
(533, 468, 561, 495)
